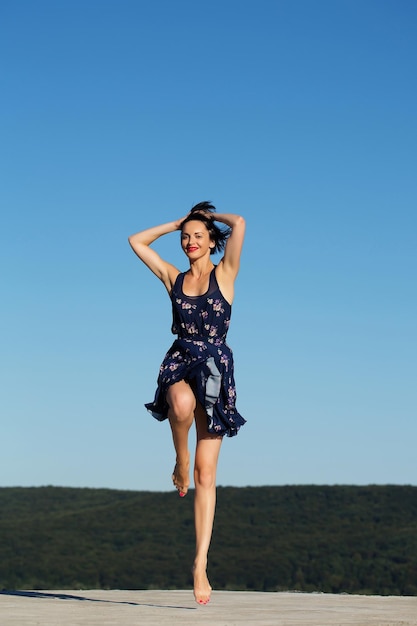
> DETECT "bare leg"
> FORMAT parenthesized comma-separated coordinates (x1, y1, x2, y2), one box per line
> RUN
(193, 403, 223, 604)
(166, 380, 196, 496)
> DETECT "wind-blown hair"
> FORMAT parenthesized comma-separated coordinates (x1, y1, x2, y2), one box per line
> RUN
(180, 201, 231, 255)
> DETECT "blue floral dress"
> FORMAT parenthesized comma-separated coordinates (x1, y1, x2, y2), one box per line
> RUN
(145, 268, 246, 437)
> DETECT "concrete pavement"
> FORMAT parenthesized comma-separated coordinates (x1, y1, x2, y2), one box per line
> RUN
(1, 589, 416, 625)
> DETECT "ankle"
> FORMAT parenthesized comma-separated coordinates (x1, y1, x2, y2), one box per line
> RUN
(193, 557, 208, 572)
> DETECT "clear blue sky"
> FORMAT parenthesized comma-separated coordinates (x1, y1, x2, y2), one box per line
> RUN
(1, 0, 416, 491)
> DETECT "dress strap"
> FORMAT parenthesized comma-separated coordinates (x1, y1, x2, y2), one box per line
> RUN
(209, 266, 218, 291)
(171, 271, 184, 296)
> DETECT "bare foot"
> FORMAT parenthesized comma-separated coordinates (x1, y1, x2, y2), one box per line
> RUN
(193, 564, 212, 605)
(172, 453, 190, 497)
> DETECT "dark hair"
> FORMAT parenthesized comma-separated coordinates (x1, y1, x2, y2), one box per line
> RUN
(180, 201, 231, 255)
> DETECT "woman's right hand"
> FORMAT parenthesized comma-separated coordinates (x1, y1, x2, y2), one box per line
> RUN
(175, 213, 192, 230)
(176, 206, 214, 229)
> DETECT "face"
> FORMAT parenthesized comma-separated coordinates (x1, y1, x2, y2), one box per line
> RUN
(181, 220, 214, 258)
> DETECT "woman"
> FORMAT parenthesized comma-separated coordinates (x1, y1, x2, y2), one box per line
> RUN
(128, 202, 246, 605)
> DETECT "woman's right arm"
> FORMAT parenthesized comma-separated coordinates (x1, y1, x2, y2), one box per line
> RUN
(128, 218, 184, 292)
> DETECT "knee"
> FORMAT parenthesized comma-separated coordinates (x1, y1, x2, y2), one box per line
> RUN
(167, 387, 195, 421)
(194, 464, 216, 490)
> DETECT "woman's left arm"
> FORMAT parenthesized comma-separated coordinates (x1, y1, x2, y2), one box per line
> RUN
(215, 213, 246, 280)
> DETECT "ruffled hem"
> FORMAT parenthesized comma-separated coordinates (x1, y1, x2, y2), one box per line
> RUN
(145, 340, 246, 438)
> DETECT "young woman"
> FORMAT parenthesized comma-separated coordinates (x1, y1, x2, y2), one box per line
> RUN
(128, 202, 246, 605)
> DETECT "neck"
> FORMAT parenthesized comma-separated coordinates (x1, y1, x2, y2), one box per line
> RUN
(188, 259, 214, 278)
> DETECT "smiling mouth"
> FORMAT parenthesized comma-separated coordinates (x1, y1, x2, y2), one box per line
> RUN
(187, 247, 198, 252)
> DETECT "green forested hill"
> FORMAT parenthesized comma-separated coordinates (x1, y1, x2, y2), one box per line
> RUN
(0, 485, 416, 595)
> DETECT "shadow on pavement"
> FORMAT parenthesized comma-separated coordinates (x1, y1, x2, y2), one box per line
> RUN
(0, 590, 196, 610)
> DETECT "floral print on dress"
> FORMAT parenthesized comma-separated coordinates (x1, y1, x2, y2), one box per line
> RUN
(145, 268, 245, 437)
